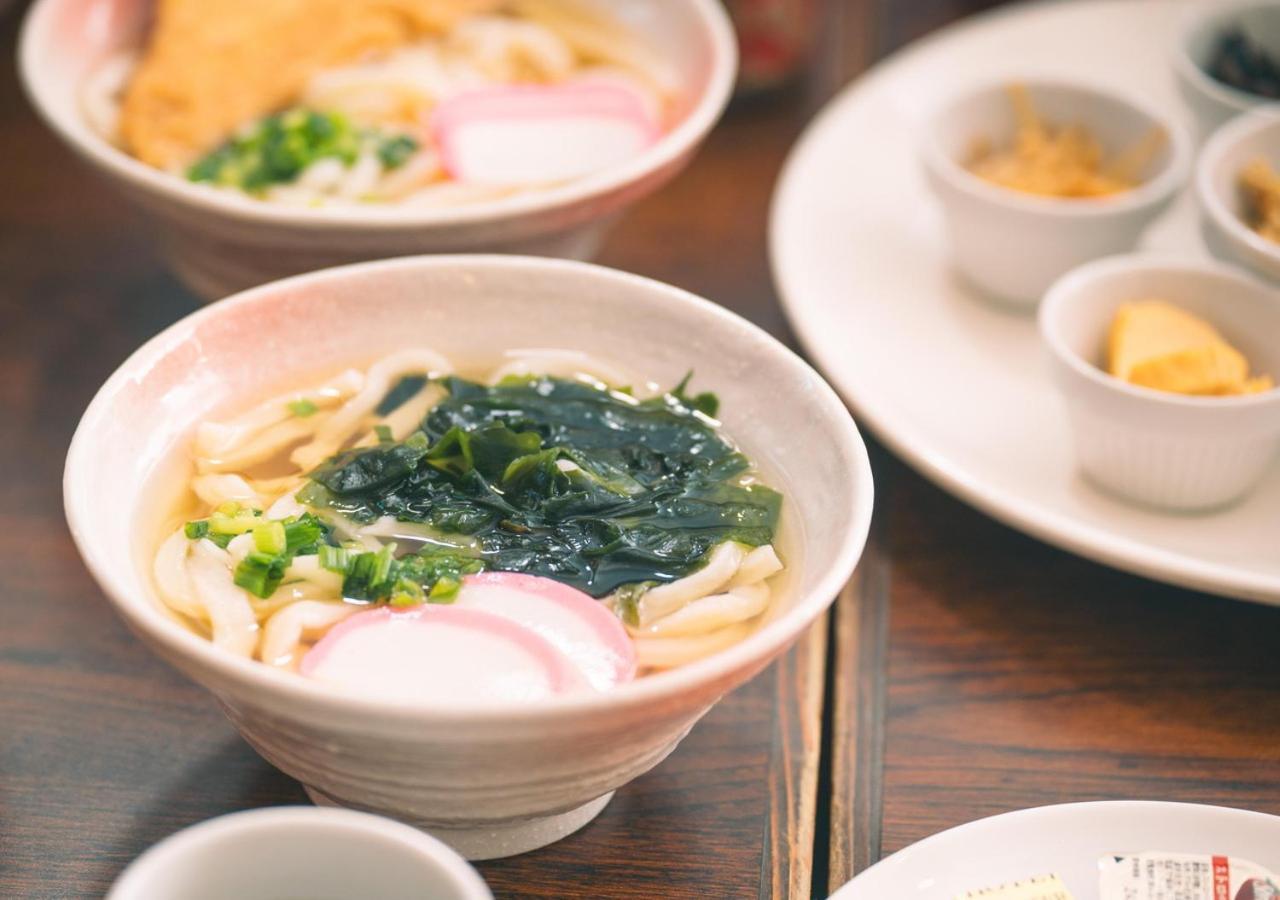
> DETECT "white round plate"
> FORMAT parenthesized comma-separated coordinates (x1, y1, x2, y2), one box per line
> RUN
(771, 0, 1280, 604)
(829, 801, 1280, 899)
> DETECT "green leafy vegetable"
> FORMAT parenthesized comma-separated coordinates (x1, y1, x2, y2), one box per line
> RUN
(378, 134, 419, 169)
(612, 581, 653, 628)
(233, 551, 289, 598)
(671, 371, 720, 418)
(187, 108, 419, 194)
(326, 545, 485, 605)
(318, 544, 351, 573)
(375, 375, 429, 416)
(302, 376, 781, 597)
(281, 515, 327, 554)
(222, 513, 332, 599)
(185, 503, 263, 549)
(425, 424, 543, 481)
(311, 431, 430, 495)
(252, 520, 287, 555)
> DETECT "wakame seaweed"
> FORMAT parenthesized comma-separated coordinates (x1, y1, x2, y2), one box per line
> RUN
(303, 376, 782, 597)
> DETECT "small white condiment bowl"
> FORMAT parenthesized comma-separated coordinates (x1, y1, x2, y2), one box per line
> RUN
(922, 78, 1190, 307)
(18, 0, 736, 300)
(106, 807, 492, 900)
(1039, 254, 1280, 511)
(1198, 108, 1280, 283)
(63, 255, 873, 860)
(1173, 0, 1280, 141)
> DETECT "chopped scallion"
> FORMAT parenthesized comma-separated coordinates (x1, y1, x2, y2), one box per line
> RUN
(389, 578, 425, 607)
(283, 516, 326, 554)
(318, 544, 350, 573)
(209, 514, 259, 537)
(233, 551, 288, 598)
(252, 520, 287, 555)
(222, 512, 333, 599)
(428, 575, 461, 603)
(288, 398, 318, 418)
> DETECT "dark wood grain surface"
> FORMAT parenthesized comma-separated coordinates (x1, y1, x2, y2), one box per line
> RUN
(5, 1, 1280, 898)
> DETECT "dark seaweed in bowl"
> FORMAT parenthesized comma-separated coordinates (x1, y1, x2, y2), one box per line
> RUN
(302, 375, 782, 599)
(1209, 28, 1280, 99)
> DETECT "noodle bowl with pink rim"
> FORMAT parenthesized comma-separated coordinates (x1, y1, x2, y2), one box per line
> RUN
(20, 0, 737, 298)
(63, 256, 870, 858)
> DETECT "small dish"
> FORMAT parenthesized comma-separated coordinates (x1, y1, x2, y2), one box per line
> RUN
(64, 254, 873, 860)
(1198, 108, 1280, 282)
(1173, 0, 1280, 141)
(18, 0, 737, 299)
(1040, 254, 1280, 511)
(106, 807, 492, 900)
(921, 77, 1190, 307)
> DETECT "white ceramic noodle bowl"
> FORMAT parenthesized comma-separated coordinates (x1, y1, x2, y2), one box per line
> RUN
(921, 78, 1190, 307)
(18, 0, 737, 299)
(1197, 109, 1280, 283)
(63, 256, 873, 860)
(107, 808, 492, 900)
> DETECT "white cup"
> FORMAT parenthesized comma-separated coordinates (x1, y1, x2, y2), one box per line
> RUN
(106, 808, 493, 900)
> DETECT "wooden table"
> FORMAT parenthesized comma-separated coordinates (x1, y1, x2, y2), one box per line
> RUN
(4, 1, 1280, 897)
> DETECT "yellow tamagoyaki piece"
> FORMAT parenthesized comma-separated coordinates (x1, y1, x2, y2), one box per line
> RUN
(1107, 300, 1272, 396)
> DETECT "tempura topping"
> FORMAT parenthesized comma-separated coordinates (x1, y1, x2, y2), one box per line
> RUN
(121, 0, 500, 169)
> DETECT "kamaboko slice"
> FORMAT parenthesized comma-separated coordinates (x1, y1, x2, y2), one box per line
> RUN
(454, 572, 636, 692)
(432, 82, 658, 186)
(300, 605, 584, 704)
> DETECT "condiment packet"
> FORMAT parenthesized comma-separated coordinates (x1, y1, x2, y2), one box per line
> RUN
(1099, 852, 1280, 900)
(956, 874, 1076, 899)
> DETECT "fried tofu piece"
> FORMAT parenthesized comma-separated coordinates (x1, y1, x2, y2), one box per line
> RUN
(121, 0, 500, 169)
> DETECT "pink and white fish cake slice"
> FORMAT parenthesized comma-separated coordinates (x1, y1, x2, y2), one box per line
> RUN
(432, 82, 661, 187)
(454, 572, 636, 692)
(301, 605, 586, 705)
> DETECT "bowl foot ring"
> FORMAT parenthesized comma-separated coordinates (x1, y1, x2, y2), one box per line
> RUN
(303, 785, 615, 860)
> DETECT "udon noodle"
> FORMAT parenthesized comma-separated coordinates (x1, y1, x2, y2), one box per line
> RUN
(152, 350, 786, 686)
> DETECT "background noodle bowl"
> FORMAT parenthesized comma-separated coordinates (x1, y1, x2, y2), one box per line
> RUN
(20, 0, 737, 298)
